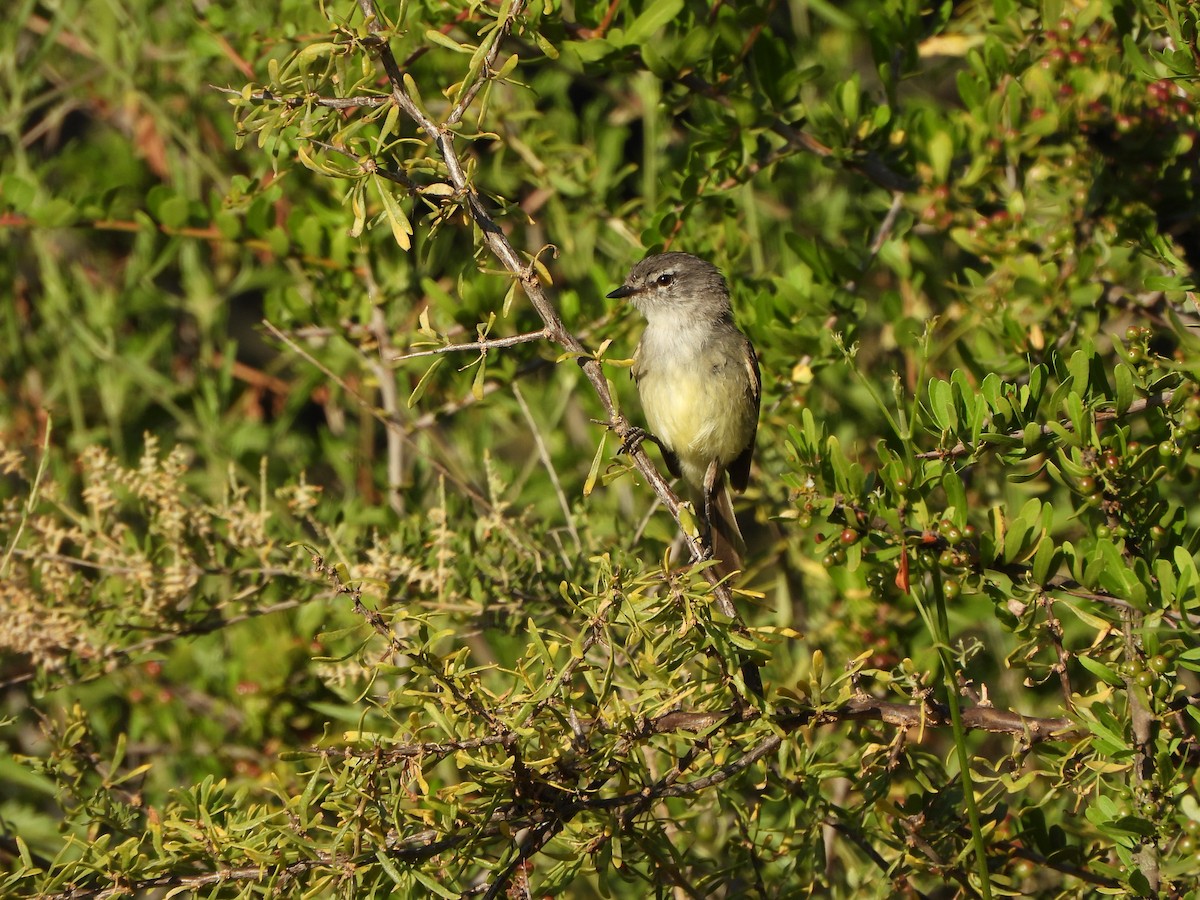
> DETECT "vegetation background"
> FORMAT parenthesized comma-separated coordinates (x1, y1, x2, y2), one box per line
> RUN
(3, 0, 1200, 896)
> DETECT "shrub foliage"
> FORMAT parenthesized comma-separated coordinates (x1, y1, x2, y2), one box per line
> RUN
(2, 0, 1200, 896)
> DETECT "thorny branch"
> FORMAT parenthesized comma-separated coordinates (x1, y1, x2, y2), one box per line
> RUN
(351, 0, 749, 633)
(42, 690, 1078, 900)
(388, 328, 548, 363)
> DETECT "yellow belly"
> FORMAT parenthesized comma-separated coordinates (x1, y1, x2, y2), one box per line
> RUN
(638, 363, 754, 487)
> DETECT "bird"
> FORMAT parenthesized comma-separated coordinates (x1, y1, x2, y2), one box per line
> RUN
(607, 252, 761, 576)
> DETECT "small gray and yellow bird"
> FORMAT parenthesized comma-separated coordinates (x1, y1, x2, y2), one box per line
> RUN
(607, 252, 760, 575)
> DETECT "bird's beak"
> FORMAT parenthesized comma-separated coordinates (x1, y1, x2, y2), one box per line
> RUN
(606, 284, 635, 300)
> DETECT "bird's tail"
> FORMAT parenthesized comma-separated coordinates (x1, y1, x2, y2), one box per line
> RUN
(706, 479, 745, 582)
(690, 471, 761, 696)
(704, 479, 762, 696)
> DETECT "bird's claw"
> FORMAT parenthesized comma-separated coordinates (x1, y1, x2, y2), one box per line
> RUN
(618, 426, 652, 456)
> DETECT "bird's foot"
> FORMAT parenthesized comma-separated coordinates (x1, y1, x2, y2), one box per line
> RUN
(618, 425, 654, 456)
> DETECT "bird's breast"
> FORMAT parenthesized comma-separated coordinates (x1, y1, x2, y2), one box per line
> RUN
(634, 329, 756, 485)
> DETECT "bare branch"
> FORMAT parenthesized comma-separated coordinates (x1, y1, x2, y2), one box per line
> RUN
(781, 695, 1081, 743)
(211, 84, 389, 109)
(513, 381, 583, 552)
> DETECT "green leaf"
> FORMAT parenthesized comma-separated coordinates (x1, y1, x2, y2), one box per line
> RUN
(928, 128, 953, 182)
(1114, 363, 1134, 415)
(425, 29, 472, 53)
(1030, 537, 1057, 584)
(532, 30, 560, 60)
(624, 0, 685, 44)
(1067, 348, 1092, 396)
(373, 173, 413, 249)
(409, 863, 459, 898)
(929, 378, 955, 431)
(583, 432, 606, 497)
(408, 358, 445, 408)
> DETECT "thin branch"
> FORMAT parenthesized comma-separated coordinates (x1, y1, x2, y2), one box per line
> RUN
(553, 39, 916, 195)
(1040, 592, 1075, 712)
(445, 3, 523, 127)
(352, 0, 746, 632)
(513, 382, 582, 551)
(312, 551, 507, 732)
(390, 328, 548, 363)
(667, 64, 914, 194)
(364, 266, 406, 515)
(262, 318, 494, 510)
(781, 695, 1081, 742)
(1048, 577, 1198, 628)
(844, 190, 906, 295)
(305, 694, 1080, 769)
(1121, 607, 1161, 892)
(211, 84, 389, 108)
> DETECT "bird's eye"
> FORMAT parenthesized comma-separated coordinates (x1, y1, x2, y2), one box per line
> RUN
(655, 273, 675, 286)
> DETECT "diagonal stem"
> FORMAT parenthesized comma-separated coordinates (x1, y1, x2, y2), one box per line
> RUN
(353, 0, 746, 626)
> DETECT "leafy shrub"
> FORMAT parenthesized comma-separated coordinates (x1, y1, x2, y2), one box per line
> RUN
(2, 0, 1199, 896)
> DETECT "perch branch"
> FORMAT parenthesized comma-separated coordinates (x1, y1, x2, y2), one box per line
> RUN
(352, 0, 745, 631)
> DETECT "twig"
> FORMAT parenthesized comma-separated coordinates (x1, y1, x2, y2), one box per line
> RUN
(305, 694, 1079, 768)
(0, 413, 52, 578)
(211, 84, 389, 109)
(1121, 607, 1161, 892)
(314, 550, 510, 733)
(844, 190, 906, 295)
(390, 328, 548, 362)
(445, 3, 523, 127)
(352, 0, 744, 631)
(1041, 593, 1074, 712)
(512, 382, 582, 552)
(363, 265, 406, 515)
(262, 318, 494, 509)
